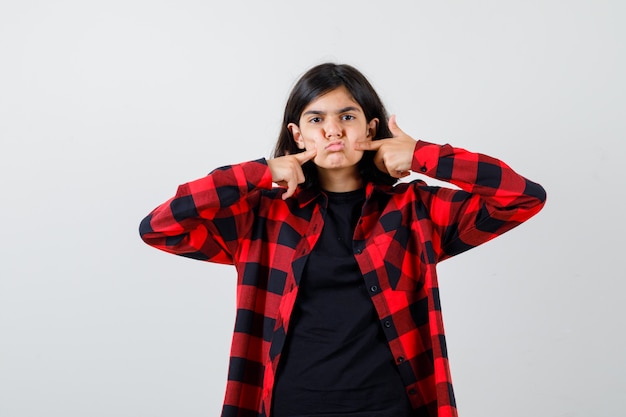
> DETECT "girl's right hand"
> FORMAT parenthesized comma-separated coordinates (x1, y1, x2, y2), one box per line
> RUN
(268, 149, 317, 199)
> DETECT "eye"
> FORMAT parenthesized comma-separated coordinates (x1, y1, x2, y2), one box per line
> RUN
(309, 116, 322, 123)
(341, 114, 356, 121)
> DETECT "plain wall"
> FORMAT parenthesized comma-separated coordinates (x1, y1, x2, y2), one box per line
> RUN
(1, 1, 624, 416)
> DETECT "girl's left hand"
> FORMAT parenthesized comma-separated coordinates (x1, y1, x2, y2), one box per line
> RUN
(354, 115, 417, 178)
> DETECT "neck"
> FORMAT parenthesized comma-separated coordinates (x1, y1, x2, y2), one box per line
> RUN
(317, 167, 363, 192)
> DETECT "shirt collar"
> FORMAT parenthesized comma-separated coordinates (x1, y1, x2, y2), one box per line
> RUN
(294, 182, 394, 208)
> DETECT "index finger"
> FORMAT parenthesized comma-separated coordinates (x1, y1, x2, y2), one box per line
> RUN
(354, 140, 384, 151)
(293, 148, 317, 164)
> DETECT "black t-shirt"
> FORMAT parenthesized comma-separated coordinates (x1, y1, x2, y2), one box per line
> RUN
(272, 189, 412, 417)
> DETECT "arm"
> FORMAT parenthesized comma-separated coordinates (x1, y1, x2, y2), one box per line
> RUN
(412, 139, 546, 260)
(356, 115, 547, 261)
(139, 149, 317, 263)
(139, 159, 274, 264)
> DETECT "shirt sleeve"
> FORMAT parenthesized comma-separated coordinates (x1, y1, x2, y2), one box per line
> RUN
(411, 140, 547, 261)
(139, 158, 274, 264)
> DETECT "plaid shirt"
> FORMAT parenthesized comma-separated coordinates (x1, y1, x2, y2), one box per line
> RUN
(139, 140, 546, 417)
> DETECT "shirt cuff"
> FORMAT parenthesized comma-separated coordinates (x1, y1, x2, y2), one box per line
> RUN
(411, 140, 441, 176)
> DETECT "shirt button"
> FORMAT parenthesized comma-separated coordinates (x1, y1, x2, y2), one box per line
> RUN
(408, 388, 417, 395)
(420, 166, 427, 172)
(355, 248, 362, 254)
(397, 356, 405, 363)
(370, 285, 378, 293)
(384, 320, 391, 328)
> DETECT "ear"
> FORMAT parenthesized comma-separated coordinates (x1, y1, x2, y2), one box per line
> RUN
(367, 118, 379, 138)
(288, 123, 305, 149)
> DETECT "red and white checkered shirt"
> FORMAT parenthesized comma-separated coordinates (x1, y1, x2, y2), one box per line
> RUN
(140, 140, 546, 417)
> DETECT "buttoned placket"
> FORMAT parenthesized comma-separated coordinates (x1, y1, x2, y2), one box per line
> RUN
(352, 196, 418, 402)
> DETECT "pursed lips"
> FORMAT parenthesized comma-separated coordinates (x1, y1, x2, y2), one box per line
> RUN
(325, 141, 345, 151)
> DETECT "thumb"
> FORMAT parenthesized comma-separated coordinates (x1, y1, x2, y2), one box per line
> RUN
(388, 114, 404, 137)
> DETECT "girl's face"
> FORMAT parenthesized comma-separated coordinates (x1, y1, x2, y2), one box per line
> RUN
(289, 86, 378, 175)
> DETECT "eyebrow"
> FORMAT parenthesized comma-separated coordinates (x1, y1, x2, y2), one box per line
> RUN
(302, 106, 362, 116)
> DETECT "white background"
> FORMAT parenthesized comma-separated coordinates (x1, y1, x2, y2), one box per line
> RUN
(1, 1, 624, 416)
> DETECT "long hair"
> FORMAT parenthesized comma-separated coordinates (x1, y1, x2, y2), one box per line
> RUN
(272, 63, 396, 187)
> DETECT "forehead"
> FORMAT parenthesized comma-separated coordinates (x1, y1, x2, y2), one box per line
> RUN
(302, 86, 363, 113)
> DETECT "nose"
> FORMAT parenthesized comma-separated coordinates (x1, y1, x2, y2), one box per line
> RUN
(324, 120, 342, 139)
